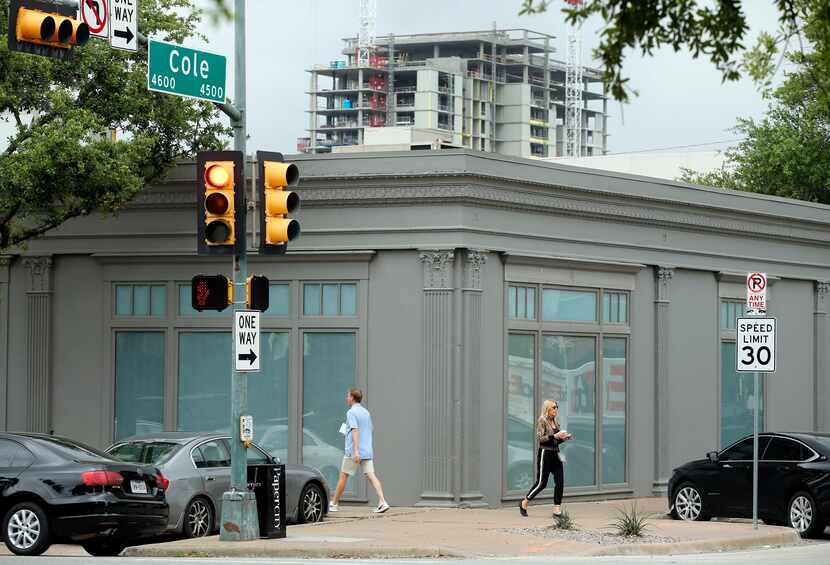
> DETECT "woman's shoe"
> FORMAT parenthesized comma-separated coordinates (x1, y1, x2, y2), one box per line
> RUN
(519, 500, 528, 517)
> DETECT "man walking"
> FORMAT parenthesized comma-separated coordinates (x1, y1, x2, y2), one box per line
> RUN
(328, 387, 390, 514)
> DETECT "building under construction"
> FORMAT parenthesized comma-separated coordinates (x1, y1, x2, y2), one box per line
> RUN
(306, 28, 609, 158)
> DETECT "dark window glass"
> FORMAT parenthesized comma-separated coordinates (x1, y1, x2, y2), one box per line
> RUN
(763, 438, 808, 461)
(721, 437, 770, 461)
(108, 442, 144, 463)
(33, 436, 112, 461)
(248, 446, 270, 464)
(11, 445, 34, 468)
(195, 440, 230, 468)
(109, 442, 179, 465)
(0, 439, 19, 467)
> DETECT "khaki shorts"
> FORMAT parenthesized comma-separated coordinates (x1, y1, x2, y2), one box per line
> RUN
(341, 456, 375, 476)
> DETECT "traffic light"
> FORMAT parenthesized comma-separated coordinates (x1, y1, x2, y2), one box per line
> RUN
(8, 0, 90, 60)
(191, 275, 232, 311)
(196, 151, 245, 255)
(246, 275, 269, 311)
(257, 151, 300, 255)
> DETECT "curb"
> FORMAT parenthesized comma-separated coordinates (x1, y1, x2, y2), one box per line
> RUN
(125, 545, 461, 559)
(588, 529, 802, 556)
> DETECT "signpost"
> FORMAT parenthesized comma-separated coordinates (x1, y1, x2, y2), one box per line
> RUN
(108, 0, 136, 51)
(147, 39, 227, 103)
(737, 271, 775, 530)
(81, 0, 109, 40)
(234, 311, 260, 372)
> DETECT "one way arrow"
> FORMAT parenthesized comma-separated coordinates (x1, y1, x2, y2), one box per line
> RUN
(114, 27, 134, 44)
(237, 348, 257, 365)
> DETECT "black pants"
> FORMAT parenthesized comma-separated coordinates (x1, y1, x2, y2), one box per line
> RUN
(524, 448, 564, 504)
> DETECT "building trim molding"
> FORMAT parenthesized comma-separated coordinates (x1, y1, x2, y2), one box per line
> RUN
(653, 265, 674, 494)
(23, 256, 53, 433)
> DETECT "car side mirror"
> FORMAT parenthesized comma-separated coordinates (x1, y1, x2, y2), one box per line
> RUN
(706, 450, 719, 463)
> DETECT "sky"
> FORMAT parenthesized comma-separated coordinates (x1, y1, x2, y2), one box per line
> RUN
(0, 1, 786, 157)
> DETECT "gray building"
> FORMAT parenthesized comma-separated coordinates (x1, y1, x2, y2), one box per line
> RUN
(1, 150, 829, 507)
(307, 29, 608, 158)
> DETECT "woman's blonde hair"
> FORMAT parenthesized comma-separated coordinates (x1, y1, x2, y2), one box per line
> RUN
(539, 399, 560, 428)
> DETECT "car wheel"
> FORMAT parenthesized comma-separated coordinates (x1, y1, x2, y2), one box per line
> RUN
(788, 491, 825, 538)
(3, 501, 51, 556)
(184, 497, 214, 538)
(82, 539, 127, 557)
(673, 482, 709, 522)
(299, 483, 325, 524)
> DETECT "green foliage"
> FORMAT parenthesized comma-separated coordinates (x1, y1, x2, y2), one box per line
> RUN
(518, 0, 805, 102)
(0, 0, 231, 250)
(553, 507, 576, 530)
(609, 501, 650, 537)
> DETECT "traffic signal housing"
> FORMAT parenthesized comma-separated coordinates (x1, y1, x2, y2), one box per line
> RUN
(257, 151, 300, 255)
(197, 151, 245, 256)
(191, 275, 232, 311)
(8, 0, 90, 60)
(246, 275, 269, 311)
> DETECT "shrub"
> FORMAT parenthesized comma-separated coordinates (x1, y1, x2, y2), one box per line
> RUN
(610, 501, 650, 537)
(553, 507, 576, 530)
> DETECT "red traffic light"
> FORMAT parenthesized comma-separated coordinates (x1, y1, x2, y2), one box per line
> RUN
(191, 275, 232, 311)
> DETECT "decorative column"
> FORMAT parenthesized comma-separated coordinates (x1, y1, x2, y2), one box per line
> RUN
(653, 266, 674, 494)
(459, 250, 487, 507)
(815, 281, 829, 432)
(0, 256, 12, 431)
(417, 249, 456, 506)
(24, 256, 53, 434)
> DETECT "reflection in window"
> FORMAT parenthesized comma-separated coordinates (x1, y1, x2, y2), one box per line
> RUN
(507, 334, 535, 492)
(303, 333, 356, 491)
(721, 342, 764, 447)
(602, 292, 628, 324)
(543, 335, 596, 487)
(720, 301, 746, 330)
(253, 333, 289, 462)
(115, 284, 166, 317)
(115, 332, 164, 440)
(602, 338, 626, 484)
(178, 284, 290, 316)
(508, 286, 536, 320)
(542, 289, 597, 322)
(303, 283, 357, 316)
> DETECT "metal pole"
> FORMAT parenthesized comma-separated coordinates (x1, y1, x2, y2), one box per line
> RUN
(219, 0, 259, 541)
(752, 371, 759, 529)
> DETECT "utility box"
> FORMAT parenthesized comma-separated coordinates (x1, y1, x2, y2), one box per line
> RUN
(247, 463, 286, 539)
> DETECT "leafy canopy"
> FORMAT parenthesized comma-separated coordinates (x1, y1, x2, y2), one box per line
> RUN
(0, 0, 230, 251)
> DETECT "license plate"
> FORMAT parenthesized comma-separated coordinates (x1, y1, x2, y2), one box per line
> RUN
(130, 480, 148, 494)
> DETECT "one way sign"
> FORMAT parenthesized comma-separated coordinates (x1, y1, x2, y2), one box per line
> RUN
(109, 0, 137, 52)
(234, 311, 260, 372)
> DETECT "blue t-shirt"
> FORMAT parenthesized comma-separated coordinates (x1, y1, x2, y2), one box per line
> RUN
(344, 403, 374, 460)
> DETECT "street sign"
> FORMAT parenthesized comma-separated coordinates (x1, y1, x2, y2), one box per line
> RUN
(108, 0, 136, 52)
(746, 272, 767, 313)
(234, 310, 260, 372)
(147, 39, 226, 103)
(736, 317, 776, 372)
(81, 0, 109, 40)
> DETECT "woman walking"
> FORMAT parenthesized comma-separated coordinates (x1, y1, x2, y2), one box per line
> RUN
(519, 399, 572, 517)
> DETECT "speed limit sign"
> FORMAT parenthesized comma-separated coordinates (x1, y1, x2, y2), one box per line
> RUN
(736, 318, 776, 372)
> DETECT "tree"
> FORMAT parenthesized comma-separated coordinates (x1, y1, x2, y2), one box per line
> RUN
(0, 0, 230, 251)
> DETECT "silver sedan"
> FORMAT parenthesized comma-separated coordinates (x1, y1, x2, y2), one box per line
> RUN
(106, 432, 328, 538)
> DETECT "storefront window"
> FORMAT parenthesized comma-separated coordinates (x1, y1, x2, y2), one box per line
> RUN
(720, 301, 746, 330)
(178, 284, 290, 316)
(602, 292, 628, 324)
(302, 332, 356, 490)
(543, 336, 596, 487)
(507, 334, 535, 492)
(115, 284, 166, 317)
(602, 338, 626, 484)
(542, 289, 597, 322)
(115, 332, 164, 440)
(508, 286, 536, 320)
(721, 342, 764, 447)
(303, 283, 357, 316)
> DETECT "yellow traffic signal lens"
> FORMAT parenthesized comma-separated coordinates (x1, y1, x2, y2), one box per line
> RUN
(72, 20, 90, 46)
(265, 190, 299, 216)
(18, 8, 55, 41)
(55, 17, 72, 43)
(205, 219, 232, 243)
(205, 192, 230, 215)
(264, 162, 299, 188)
(266, 218, 300, 244)
(205, 163, 231, 188)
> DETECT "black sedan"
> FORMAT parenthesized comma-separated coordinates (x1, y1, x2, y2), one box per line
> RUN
(0, 433, 169, 556)
(668, 432, 830, 537)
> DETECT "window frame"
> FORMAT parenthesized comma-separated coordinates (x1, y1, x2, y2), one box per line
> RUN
(761, 435, 820, 463)
(113, 282, 168, 318)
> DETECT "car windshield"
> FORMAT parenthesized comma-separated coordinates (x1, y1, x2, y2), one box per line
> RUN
(33, 435, 113, 460)
(108, 441, 179, 464)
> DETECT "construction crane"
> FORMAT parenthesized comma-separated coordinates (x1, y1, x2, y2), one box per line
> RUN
(564, 0, 583, 158)
(358, 0, 377, 67)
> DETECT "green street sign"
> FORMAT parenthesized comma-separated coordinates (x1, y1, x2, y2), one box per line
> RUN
(147, 39, 226, 103)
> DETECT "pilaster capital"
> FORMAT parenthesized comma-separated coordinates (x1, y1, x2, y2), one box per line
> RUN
(656, 266, 675, 302)
(418, 249, 455, 289)
(463, 249, 487, 290)
(816, 280, 830, 312)
(23, 256, 53, 293)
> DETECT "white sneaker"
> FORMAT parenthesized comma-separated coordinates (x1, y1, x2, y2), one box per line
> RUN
(373, 501, 390, 514)
(328, 502, 339, 512)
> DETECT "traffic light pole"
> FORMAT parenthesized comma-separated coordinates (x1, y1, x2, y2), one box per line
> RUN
(218, 0, 259, 542)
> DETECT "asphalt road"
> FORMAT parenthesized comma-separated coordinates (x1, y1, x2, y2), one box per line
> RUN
(0, 543, 828, 565)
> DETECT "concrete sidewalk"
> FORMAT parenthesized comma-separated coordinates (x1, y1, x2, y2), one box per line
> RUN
(122, 497, 802, 559)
